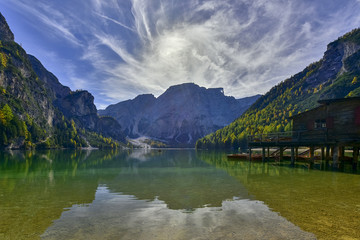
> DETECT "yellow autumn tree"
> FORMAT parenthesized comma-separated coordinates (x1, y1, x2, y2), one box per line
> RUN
(0, 52, 7, 68)
(0, 109, 5, 125)
(352, 76, 358, 85)
(2, 104, 13, 125)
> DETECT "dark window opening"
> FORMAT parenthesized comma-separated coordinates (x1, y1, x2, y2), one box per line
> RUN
(315, 119, 326, 129)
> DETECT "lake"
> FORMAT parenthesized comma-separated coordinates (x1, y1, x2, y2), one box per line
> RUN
(0, 149, 359, 240)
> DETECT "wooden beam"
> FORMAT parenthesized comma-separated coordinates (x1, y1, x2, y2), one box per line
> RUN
(291, 147, 295, 165)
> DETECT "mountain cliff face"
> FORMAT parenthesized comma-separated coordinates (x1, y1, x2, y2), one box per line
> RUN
(27, 53, 125, 143)
(100, 94, 157, 137)
(0, 12, 124, 148)
(197, 28, 360, 149)
(99, 83, 260, 147)
(27, 55, 71, 99)
(0, 14, 57, 137)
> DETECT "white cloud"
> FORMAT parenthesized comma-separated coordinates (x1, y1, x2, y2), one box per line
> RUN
(89, 0, 299, 99)
(2, 0, 360, 108)
(81, 0, 360, 105)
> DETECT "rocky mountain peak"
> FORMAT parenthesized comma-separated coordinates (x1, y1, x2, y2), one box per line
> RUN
(324, 39, 359, 75)
(305, 29, 360, 87)
(132, 94, 156, 106)
(28, 55, 71, 99)
(0, 13, 14, 42)
(134, 93, 156, 101)
(159, 83, 223, 99)
(59, 90, 97, 117)
(99, 83, 260, 147)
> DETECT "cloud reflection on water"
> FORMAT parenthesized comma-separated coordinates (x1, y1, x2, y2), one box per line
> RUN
(42, 186, 315, 240)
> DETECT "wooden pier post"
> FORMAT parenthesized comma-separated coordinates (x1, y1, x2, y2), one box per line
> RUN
(249, 148, 252, 161)
(291, 147, 295, 165)
(321, 147, 325, 161)
(333, 145, 339, 168)
(279, 147, 284, 161)
(326, 146, 330, 161)
(324, 146, 331, 170)
(295, 147, 298, 160)
(339, 146, 345, 162)
(262, 147, 266, 163)
(267, 147, 270, 160)
(353, 147, 359, 170)
(310, 146, 315, 162)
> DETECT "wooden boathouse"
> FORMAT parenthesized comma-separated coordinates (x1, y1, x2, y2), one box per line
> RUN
(247, 97, 360, 168)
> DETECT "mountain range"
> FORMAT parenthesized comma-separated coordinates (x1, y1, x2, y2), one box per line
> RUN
(99, 83, 260, 147)
(1, 10, 360, 150)
(0, 12, 258, 149)
(196, 28, 360, 150)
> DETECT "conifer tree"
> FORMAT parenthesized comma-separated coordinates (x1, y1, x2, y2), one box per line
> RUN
(2, 104, 13, 125)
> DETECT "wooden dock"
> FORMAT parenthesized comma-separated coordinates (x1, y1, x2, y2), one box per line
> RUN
(245, 131, 359, 169)
(232, 98, 360, 170)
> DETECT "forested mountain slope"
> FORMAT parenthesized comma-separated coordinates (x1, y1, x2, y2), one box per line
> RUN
(196, 28, 360, 150)
(0, 12, 123, 149)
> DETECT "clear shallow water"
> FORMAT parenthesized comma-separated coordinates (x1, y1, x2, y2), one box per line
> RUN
(0, 150, 358, 239)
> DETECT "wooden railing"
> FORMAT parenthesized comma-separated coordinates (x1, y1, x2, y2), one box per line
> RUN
(248, 131, 299, 143)
(248, 130, 327, 143)
(248, 130, 360, 144)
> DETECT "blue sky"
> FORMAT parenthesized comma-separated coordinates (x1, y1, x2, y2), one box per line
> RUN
(1, 0, 360, 109)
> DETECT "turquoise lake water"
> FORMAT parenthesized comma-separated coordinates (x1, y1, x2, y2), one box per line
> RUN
(0, 149, 359, 239)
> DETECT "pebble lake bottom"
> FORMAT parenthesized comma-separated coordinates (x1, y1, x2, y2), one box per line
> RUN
(0, 149, 359, 239)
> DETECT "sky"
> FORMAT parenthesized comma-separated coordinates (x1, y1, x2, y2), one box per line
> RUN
(1, 0, 360, 109)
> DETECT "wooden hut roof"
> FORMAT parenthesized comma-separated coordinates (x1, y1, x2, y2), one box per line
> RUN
(289, 97, 360, 119)
(317, 96, 360, 105)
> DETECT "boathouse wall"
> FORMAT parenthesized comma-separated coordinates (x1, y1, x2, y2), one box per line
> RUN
(247, 97, 360, 168)
(291, 97, 360, 142)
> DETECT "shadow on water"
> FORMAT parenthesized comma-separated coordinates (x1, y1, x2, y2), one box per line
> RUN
(196, 150, 360, 240)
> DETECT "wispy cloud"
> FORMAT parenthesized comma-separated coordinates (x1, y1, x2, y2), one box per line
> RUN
(5, 0, 82, 46)
(88, 0, 360, 102)
(94, 12, 137, 33)
(2, 0, 360, 108)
